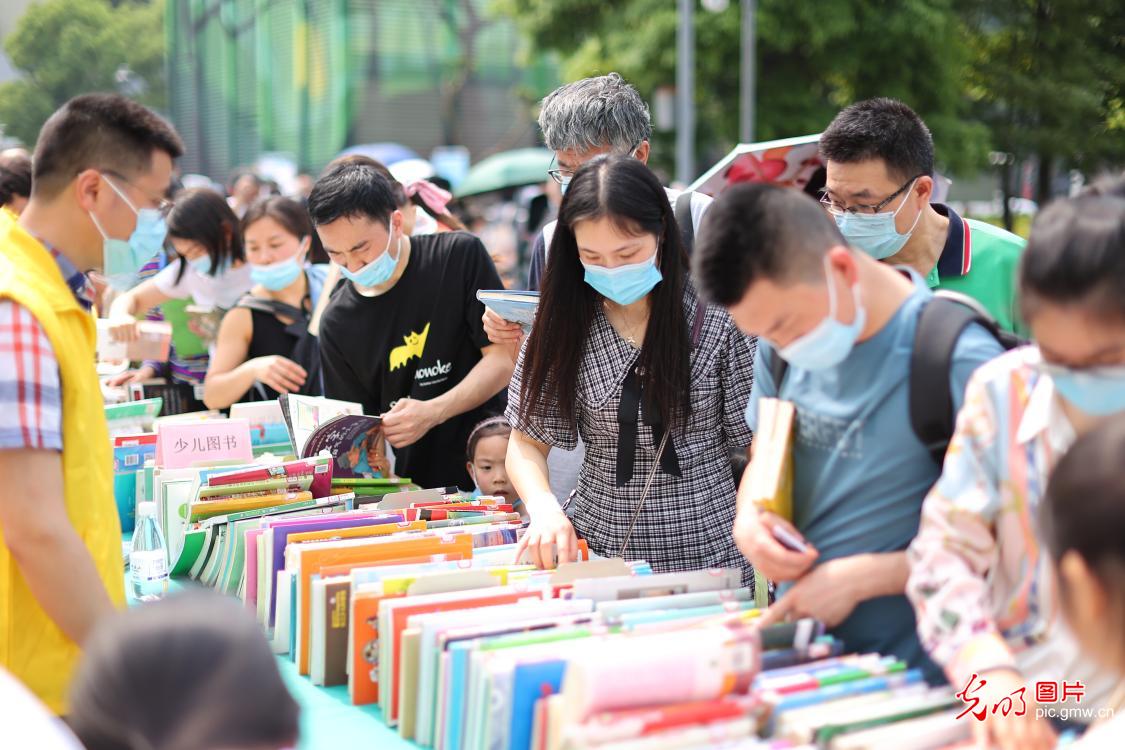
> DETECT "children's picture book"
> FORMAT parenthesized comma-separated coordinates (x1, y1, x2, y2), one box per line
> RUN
(476, 290, 539, 332)
(278, 396, 389, 479)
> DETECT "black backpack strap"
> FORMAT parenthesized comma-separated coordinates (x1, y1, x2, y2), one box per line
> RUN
(675, 191, 694, 255)
(765, 344, 788, 391)
(910, 294, 1003, 465)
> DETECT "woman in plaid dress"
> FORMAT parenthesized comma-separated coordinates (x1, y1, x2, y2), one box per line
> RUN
(505, 156, 756, 586)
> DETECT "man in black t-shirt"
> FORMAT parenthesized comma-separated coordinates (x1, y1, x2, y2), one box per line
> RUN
(309, 161, 513, 490)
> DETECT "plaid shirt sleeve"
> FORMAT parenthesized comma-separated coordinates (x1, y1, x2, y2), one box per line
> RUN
(0, 300, 63, 451)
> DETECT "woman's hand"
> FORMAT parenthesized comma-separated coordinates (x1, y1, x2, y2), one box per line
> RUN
(104, 364, 157, 388)
(515, 508, 578, 570)
(250, 355, 307, 395)
(107, 313, 140, 343)
(482, 308, 524, 365)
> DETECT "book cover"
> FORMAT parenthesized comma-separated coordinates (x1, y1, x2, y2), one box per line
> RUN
(301, 414, 389, 480)
(476, 289, 539, 332)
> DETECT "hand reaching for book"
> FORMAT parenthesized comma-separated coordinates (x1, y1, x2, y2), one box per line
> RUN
(758, 556, 862, 629)
(515, 509, 578, 570)
(251, 355, 307, 395)
(732, 507, 817, 583)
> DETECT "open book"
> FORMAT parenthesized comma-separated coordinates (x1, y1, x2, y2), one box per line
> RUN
(279, 395, 389, 479)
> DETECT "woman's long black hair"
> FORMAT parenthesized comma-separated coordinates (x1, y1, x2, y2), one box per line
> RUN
(519, 154, 691, 434)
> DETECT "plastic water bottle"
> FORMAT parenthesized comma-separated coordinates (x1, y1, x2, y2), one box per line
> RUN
(130, 501, 169, 602)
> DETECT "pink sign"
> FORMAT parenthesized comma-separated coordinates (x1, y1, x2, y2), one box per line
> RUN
(156, 419, 253, 469)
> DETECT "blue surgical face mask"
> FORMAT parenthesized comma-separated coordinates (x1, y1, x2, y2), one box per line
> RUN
(1043, 362, 1125, 417)
(777, 259, 867, 371)
(251, 256, 303, 291)
(834, 179, 922, 260)
(340, 225, 400, 288)
(90, 174, 168, 291)
(189, 255, 214, 275)
(582, 250, 662, 307)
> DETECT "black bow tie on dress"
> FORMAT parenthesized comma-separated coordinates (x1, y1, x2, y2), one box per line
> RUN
(616, 365, 682, 487)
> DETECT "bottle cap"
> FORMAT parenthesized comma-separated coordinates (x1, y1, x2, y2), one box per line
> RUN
(137, 501, 157, 517)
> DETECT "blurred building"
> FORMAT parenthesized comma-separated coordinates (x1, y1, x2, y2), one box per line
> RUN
(166, 0, 558, 180)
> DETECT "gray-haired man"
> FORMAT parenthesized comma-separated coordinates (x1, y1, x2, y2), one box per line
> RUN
(525, 72, 711, 289)
(484, 72, 713, 506)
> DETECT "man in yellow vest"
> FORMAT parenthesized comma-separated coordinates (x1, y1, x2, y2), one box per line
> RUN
(0, 94, 183, 713)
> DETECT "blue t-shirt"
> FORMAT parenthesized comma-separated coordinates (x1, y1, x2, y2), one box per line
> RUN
(747, 272, 1004, 684)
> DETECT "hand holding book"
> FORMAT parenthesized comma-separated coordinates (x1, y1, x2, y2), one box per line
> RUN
(732, 506, 817, 583)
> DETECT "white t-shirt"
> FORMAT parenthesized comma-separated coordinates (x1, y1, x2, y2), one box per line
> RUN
(541, 187, 712, 263)
(152, 258, 254, 309)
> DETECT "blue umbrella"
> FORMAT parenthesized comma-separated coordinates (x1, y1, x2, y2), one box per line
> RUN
(337, 143, 419, 166)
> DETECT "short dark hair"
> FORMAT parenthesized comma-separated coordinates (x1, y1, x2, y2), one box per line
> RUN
(1041, 414, 1125, 635)
(307, 160, 399, 228)
(166, 187, 245, 280)
(241, 195, 325, 263)
(819, 98, 934, 183)
(0, 150, 32, 206)
(694, 183, 843, 306)
(66, 591, 299, 750)
(1019, 183, 1125, 323)
(32, 93, 184, 198)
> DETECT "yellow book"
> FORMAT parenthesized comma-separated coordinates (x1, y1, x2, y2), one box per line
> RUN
(745, 398, 795, 521)
(189, 491, 313, 522)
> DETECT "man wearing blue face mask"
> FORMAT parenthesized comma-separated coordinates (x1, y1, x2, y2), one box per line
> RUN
(819, 98, 1027, 335)
(311, 160, 514, 491)
(0, 93, 183, 712)
(693, 184, 1005, 685)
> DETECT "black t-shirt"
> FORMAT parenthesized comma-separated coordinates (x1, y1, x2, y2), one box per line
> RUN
(319, 231, 505, 490)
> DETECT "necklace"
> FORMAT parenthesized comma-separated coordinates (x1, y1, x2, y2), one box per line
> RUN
(604, 300, 645, 348)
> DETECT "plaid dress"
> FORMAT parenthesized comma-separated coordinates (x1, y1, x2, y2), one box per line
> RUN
(507, 285, 757, 585)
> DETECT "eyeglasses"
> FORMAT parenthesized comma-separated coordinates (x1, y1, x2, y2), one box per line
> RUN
(104, 170, 174, 213)
(547, 141, 644, 185)
(819, 174, 925, 216)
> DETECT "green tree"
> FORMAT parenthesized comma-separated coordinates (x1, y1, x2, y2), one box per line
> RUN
(495, 0, 991, 178)
(958, 0, 1125, 221)
(0, 0, 165, 147)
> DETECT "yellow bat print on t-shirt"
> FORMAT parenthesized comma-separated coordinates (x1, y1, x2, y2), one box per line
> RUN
(389, 322, 430, 371)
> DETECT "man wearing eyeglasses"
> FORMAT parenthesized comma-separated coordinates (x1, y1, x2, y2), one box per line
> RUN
(485, 72, 715, 504)
(819, 98, 1026, 335)
(0, 94, 183, 712)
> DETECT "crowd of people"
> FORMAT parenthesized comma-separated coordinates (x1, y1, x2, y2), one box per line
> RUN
(0, 70, 1123, 750)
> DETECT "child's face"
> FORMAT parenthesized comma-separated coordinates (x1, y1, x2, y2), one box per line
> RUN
(467, 434, 512, 502)
(1058, 550, 1125, 674)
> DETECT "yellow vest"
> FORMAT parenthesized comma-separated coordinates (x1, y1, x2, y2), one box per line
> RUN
(0, 211, 124, 713)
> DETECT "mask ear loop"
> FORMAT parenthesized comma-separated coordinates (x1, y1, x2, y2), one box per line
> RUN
(893, 178, 923, 233)
(823, 255, 841, 320)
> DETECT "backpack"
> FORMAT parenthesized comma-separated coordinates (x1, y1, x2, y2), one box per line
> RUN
(766, 290, 1024, 465)
(235, 295, 324, 397)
